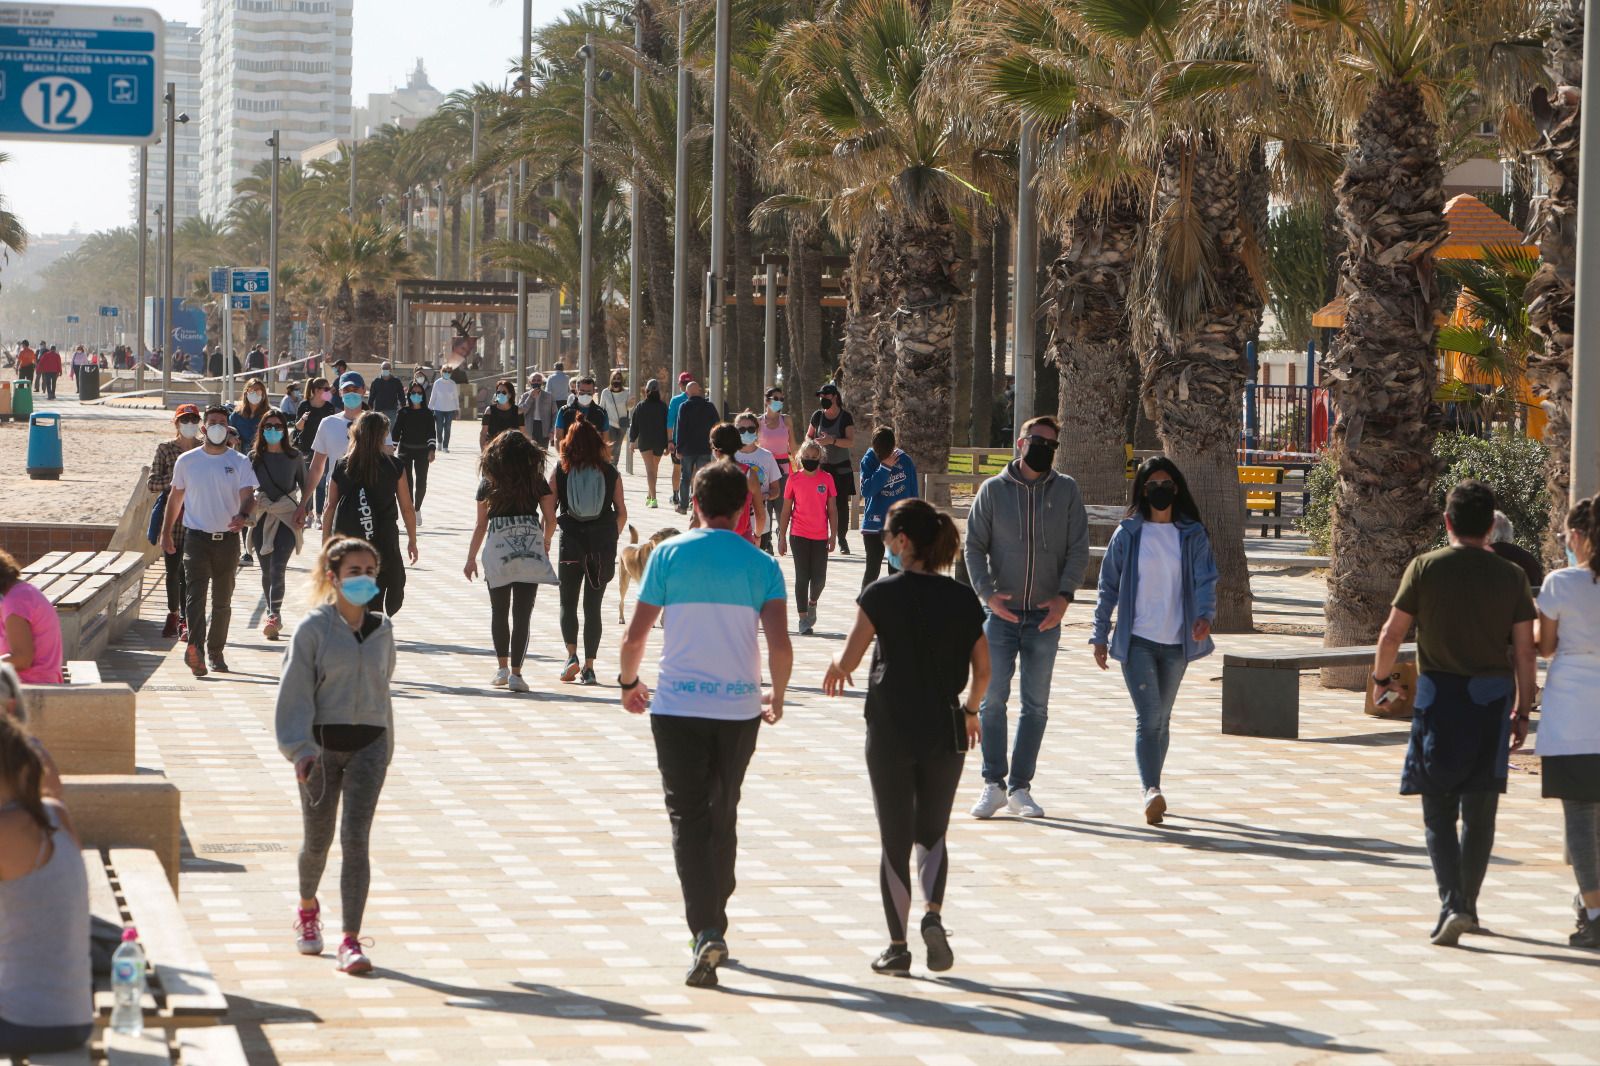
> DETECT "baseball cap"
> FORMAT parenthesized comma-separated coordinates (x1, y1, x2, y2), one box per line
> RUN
(817, 382, 841, 397)
(646, 378, 660, 393)
(338, 371, 365, 390)
(174, 403, 200, 419)
(678, 371, 694, 385)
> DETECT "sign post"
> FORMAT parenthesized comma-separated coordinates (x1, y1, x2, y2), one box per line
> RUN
(0, 4, 163, 145)
(221, 269, 268, 404)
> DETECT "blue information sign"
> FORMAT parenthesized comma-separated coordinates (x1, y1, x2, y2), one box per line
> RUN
(230, 294, 251, 310)
(209, 267, 229, 294)
(98, 305, 118, 317)
(65, 314, 80, 323)
(0, 5, 163, 145)
(231, 269, 270, 295)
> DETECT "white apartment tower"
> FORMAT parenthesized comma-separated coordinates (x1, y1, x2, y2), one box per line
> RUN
(129, 21, 203, 224)
(198, 0, 354, 219)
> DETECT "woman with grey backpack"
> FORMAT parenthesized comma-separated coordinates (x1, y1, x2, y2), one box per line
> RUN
(553, 413, 628, 685)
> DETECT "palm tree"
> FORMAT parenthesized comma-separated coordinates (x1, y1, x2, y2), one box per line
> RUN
(1436, 244, 1541, 429)
(0, 153, 28, 267)
(305, 217, 418, 361)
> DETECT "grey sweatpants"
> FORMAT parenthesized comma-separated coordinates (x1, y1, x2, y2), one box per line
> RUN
(1564, 799, 1600, 897)
(298, 735, 389, 934)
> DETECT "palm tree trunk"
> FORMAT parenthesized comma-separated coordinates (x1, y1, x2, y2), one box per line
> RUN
(450, 197, 463, 279)
(332, 281, 355, 362)
(786, 221, 825, 400)
(952, 227, 973, 446)
(1033, 232, 1060, 423)
(641, 190, 673, 383)
(841, 225, 890, 427)
(1323, 80, 1447, 659)
(1526, 0, 1582, 566)
(888, 210, 960, 495)
(1050, 191, 1142, 507)
(1144, 132, 1260, 632)
(732, 157, 759, 407)
(971, 219, 994, 446)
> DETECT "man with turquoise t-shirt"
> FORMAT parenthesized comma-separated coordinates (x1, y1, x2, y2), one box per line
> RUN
(619, 461, 792, 989)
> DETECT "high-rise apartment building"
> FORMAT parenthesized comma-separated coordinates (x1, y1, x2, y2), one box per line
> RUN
(198, 0, 354, 219)
(353, 60, 445, 138)
(128, 21, 203, 225)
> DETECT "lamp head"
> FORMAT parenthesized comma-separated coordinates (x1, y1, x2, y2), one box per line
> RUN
(176, 112, 190, 124)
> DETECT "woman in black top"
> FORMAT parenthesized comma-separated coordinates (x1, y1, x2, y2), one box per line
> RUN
(250, 409, 307, 640)
(808, 383, 856, 553)
(324, 412, 419, 616)
(480, 378, 523, 451)
(824, 499, 989, 977)
(628, 378, 669, 507)
(554, 414, 628, 685)
(295, 376, 335, 516)
(464, 430, 556, 692)
(390, 383, 437, 520)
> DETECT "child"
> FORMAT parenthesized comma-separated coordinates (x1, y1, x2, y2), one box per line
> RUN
(274, 537, 396, 975)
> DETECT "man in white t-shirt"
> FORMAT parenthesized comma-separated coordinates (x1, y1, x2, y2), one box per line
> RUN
(161, 405, 260, 676)
(306, 372, 367, 509)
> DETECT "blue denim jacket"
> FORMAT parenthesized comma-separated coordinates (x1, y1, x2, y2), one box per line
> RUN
(1090, 515, 1218, 663)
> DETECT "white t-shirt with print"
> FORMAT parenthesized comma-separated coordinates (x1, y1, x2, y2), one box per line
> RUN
(312, 410, 357, 464)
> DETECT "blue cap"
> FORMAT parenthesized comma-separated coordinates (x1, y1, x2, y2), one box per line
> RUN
(338, 371, 365, 390)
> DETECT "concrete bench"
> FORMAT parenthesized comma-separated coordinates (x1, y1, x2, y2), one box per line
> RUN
(1221, 643, 1417, 739)
(21, 553, 148, 661)
(20, 682, 135, 776)
(62, 778, 181, 893)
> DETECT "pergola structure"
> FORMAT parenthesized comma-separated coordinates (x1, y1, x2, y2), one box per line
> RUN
(394, 278, 556, 370)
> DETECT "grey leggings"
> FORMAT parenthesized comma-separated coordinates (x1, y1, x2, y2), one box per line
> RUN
(298, 734, 389, 934)
(1564, 799, 1600, 896)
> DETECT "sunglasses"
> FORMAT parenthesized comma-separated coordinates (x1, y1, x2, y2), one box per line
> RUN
(1027, 435, 1060, 451)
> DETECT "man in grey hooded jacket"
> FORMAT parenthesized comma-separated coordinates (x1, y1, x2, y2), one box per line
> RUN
(962, 414, 1090, 819)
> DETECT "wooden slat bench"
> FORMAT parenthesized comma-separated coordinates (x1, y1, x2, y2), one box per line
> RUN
(1239, 464, 1285, 538)
(19, 552, 148, 661)
(21, 681, 135, 775)
(1221, 643, 1417, 739)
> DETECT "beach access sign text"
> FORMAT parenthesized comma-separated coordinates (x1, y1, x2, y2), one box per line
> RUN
(0, 4, 162, 145)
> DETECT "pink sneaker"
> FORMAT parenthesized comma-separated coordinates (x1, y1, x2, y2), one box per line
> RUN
(294, 904, 323, 955)
(337, 935, 373, 975)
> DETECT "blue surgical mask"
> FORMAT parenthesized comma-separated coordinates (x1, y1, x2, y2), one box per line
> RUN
(341, 392, 362, 409)
(340, 575, 380, 606)
(262, 427, 285, 445)
(1567, 547, 1579, 568)
(886, 547, 903, 572)
(769, 400, 783, 413)
(740, 431, 758, 446)
(494, 392, 508, 405)
(409, 392, 424, 405)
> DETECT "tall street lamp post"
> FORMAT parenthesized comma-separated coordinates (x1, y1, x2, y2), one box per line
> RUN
(672, 3, 690, 396)
(626, 12, 643, 473)
(578, 35, 599, 377)
(1011, 117, 1038, 442)
(706, 0, 732, 411)
(267, 130, 281, 377)
(135, 146, 148, 391)
(1571, 11, 1600, 503)
(516, 0, 533, 384)
(162, 83, 188, 409)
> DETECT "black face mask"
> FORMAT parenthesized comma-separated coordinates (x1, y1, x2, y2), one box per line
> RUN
(1022, 440, 1054, 474)
(801, 458, 821, 472)
(1146, 482, 1178, 511)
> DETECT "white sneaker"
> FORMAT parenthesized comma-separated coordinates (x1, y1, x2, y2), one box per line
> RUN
(507, 673, 529, 693)
(492, 667, 510, 688)
(970, 783, 1008, 819)
(1143, 787, 1167, 825)
(1007, 788, 1044, 818)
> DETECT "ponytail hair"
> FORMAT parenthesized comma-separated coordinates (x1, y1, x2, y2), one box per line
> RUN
(309, 536, 381, 605)
(1570, 497, 1599, 583)
(884, 498, 961, 573)
(0, 715, 50, 832)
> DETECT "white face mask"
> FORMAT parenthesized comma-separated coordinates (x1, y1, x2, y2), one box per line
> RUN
(178, 422, 200, 439)
(576, 393, 594, 407)
(246, 391, 263, 404)
(205, 423, 229, 445)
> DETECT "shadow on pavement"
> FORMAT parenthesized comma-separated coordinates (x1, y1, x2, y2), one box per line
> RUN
(372, 971, 702, 1032)
(1022, 814, 1427, 868)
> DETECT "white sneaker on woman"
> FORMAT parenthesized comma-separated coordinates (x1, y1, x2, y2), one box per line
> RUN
(507, 673, 529, 693)
(1143, 787, 1167, 825)
(1007, 788, 1044, 818)
(492, 667, 510, 688)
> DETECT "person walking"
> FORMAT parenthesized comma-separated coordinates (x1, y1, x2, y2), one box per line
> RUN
(779, 439, 838, 636)
(1089, 457, 1218, 825)
(1490, 511, 1544, 589)
(324, 412, 419, 617)
(707, 423, 768, 545)
(519, 372, 557, 448)
(758, 386, 796, 531)
(161, 405, 260, 677)
(963, 414, 1090, 821)
(1534, 498, 1600, 948)
(35, 345, 61, 401)
(0, 550, 64, 685)
(250, 409, 307, 641)
(546, 361, 571, 405)
(1371, 480, 1537, 947)
(672, 381, 718, 516)
(368, 361, 404, 426)
(479, 379, 523, 452)
(295, 376, 337, 519)
(279, 380, 304, 419)
(306, 372, 369, 527)
(553, 416, 627, 685)
(464, 430, 557, 693)
(601, 370, 630, 463)
(732, 412, 781, 550)
(231, 379, 273, 568)
(147, 404, 203, 637)
(667, 371, 693, 507)
(628, 379, 669, 507)
(428, 368, 459, 452)
(554, 375, 611, 437)
(618, 461, 792, 988)
(276, 536, 396, 976)
(13, 340, 33, 386)
(823, 499, 988, 976)
(391, 383, 437, 522)
(859, 426, 919, 586)
(807, 383, 857, 554)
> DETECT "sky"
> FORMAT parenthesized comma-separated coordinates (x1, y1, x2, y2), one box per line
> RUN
(0, 0, 569, 238)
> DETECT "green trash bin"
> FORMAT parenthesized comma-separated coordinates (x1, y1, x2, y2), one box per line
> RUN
(12, 379, 34, 421)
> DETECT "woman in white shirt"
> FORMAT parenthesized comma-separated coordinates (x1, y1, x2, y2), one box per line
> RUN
(1535, 497, 1600, 949)
(599, 371, 630, 464)
(1089, 458, 1218, 826)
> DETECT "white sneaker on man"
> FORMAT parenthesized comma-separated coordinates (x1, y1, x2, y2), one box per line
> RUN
(970, 783, 1008, 819)
(1007, 788, 1044, 818)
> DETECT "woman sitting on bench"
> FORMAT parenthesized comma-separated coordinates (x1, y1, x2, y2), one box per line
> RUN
(0, 712, 92, 1054)
(0, 549, 64, 685)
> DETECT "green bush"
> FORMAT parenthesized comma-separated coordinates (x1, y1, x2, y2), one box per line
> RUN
(1298, 431, 1549, 555)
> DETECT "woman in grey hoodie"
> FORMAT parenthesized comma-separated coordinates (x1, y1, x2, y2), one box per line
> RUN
(275, 536, 396, 976)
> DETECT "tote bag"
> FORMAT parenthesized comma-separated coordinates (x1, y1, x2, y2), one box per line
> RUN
(482, 513, 559, 587)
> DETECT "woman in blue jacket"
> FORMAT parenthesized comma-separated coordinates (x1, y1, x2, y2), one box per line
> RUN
(1090, 456, 1217, 825)
(859, 426, 919, 588)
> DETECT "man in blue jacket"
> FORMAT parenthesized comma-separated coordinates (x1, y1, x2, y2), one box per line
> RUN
(859, 425, 919, 588)
(962, 415, 1090, 820)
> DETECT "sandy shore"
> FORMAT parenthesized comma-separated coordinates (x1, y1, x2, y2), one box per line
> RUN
(1, 400, 171, 526)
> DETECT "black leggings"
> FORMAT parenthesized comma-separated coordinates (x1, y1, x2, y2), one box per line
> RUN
(791, 535, 828, 609)
(835, 495, 852, 550)
(865, 727, 966, 943)
(489, 581, 538, 669)
(399, 449, 430, 512)
(861, 531, 899, 588)
(559, 560, 607, 661)
(370, 531, 406, 616)
(163, 528, 186, 615)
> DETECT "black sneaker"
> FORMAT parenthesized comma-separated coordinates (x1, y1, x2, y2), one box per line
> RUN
(1571, 911, 1600, 949)
(579, 666, 597, 686)
(685, 929, 727, 988)
(1431, 910, 1472, 947)
(870, 944, 911, 976)
(921, 913, 953, 972)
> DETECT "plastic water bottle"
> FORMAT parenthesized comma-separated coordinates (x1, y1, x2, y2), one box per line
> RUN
(109, 926, 146, 1036)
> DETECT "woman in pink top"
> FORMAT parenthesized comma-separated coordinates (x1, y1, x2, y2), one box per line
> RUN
(779, 439, 838, 636)
(0, 551, 64, 685)
(759, 387, 796, 530)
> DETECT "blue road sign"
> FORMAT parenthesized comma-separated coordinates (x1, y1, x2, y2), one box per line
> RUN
(98, 305, 118, 317)
(65, 314, 80, 323)
(209, 267, 229, 294)
(0, 5, 164, 146)
(231, 269, 270, 295)
(230, 294, 251, 310)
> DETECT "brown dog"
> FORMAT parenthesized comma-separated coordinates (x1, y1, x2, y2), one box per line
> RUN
(618, 525, 680, 621)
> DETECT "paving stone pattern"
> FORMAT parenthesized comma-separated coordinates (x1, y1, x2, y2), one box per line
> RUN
(102, 443, 1600, 1065)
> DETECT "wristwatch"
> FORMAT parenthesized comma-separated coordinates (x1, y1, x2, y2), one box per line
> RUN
(1371, 673, 1391, 686)
(617, 675, 640, 690)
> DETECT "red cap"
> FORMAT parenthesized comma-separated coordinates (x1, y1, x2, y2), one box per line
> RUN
(678, 372, 694, 384)
(174, 404, 200, 418)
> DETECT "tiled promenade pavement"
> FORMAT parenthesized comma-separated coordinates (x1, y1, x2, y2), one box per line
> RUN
(98, 438, 1599, 1065)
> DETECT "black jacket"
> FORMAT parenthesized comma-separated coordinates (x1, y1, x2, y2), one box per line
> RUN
(674, 395, 718, 457)
(391, 405, 437, 455)
(369, 375, 405, 411)
(629, 396, 669, 451)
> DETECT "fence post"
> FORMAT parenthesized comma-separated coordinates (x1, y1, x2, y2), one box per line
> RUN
(1244, 340, 1258, 456)
(1305, 338, 1317, 455)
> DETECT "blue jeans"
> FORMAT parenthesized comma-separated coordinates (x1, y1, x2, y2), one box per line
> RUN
(979, 609, 1061, 792)
(1121, 636, 1188, 791)
(434, 409, 454, 450)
